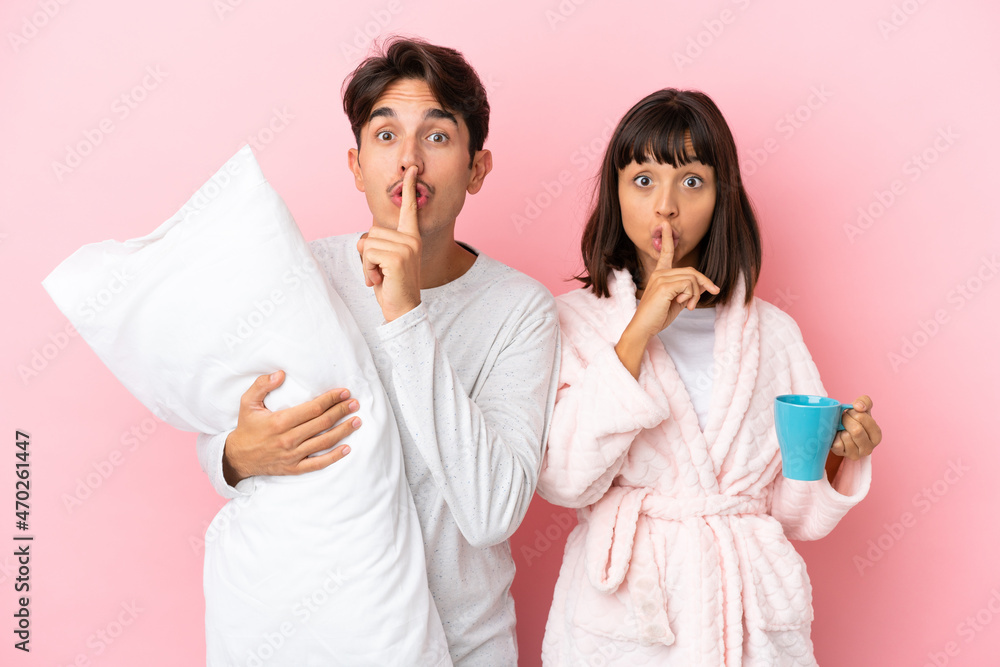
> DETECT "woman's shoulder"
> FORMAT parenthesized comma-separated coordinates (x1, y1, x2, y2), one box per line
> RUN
(553, 283, 624, 345)
(555, 283, 617, 321)
(753, 296, 808, 348)
(555, 283, 601, 307)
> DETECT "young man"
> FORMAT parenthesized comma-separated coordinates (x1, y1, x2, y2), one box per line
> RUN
(196, 38, 559, 665)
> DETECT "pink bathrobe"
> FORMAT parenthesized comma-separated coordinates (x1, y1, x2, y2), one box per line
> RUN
(537, 270, 872, 666)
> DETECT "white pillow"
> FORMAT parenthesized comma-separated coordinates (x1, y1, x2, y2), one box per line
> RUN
(42, 145, 451, 665)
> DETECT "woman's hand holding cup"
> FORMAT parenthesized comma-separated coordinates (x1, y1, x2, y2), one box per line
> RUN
(831, 395, 882, 460)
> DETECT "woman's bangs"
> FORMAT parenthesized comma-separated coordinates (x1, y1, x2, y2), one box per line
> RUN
(613, 110, 718, 171)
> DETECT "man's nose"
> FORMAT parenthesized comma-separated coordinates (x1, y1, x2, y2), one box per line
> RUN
(399, 136, 423, 174)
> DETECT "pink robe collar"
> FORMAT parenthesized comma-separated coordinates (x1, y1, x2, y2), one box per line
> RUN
(605, 268, 761, 490)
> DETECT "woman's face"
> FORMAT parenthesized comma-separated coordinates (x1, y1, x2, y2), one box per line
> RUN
(617, 157, 716, 284)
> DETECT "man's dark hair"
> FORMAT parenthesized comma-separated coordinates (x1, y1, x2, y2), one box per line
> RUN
(342, 37, 490, 167)
(577, 88, 762, 306)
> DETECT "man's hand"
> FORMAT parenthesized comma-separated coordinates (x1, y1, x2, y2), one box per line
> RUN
(357, 165, 423, 322)
(222, 371, 361, 486)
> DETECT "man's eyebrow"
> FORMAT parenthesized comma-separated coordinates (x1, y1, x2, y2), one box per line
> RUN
(424, 108, 458, 125)
(369, 107, 395, 122)
(367, 107, 457, 126)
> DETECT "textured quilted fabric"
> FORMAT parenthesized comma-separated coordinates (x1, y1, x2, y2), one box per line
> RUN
(536, 270, 872, 666)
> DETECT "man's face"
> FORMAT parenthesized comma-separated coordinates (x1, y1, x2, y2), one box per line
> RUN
(348, 78, 491, 239)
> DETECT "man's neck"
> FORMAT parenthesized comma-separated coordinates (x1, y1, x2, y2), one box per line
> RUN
(419, 234, 477, 289)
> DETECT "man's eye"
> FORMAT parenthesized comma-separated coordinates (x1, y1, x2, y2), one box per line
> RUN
(428, 133, 447, 143)
(377, 131, 394, 141)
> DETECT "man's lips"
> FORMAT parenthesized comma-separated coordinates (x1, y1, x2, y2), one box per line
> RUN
(389, 181, 432, 209)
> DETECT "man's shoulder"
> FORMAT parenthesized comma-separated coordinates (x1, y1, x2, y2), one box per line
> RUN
(308, 232, 362, 256)
(470, 252, 556, 320)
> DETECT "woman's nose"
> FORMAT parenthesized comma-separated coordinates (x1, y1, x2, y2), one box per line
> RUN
(655, 187, 678, 217)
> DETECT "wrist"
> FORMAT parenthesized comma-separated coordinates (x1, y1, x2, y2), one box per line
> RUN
(221, 434, 247, 487)
(615, 325, 650, 379)
(383, 296, 421, 323)
(619, 322, 653, 353)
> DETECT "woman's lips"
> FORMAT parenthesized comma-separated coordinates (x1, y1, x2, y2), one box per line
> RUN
(651, 228, 679, 252)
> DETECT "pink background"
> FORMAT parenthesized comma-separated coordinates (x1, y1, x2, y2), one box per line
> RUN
(3, 1, 999, 665)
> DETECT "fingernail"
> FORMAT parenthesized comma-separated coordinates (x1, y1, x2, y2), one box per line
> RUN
(342, 446, 351, 456)
(349, 400, 359, 412)
(340, 390, 350, 400)
(269, 372, 280, 381)
(352, 418, 361, 429)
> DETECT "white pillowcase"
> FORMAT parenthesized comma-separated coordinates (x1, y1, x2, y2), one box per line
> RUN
(42, 145, 451, 665)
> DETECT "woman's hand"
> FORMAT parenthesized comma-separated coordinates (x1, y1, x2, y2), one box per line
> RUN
(825, 394, 882, 480)
(615, 225, 719, 378)
(832, 395, 882, 460)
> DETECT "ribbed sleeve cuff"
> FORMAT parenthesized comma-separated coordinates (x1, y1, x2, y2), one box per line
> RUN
(195, 429, 255, 499)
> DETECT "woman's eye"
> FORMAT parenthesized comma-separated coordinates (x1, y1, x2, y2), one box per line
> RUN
(428, 132, 447, 143)
(634, 175, 652, 187)
(684, 176, 703, 188)
(377, 131, 394, 141)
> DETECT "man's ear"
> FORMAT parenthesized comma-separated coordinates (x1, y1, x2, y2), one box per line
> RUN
(347, 147, 365, 192)
(466, 149, 493, 195)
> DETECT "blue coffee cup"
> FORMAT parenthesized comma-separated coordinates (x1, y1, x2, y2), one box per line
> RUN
(774, 394, 854, 481)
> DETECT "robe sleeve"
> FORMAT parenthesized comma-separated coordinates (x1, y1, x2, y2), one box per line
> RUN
(768, 314, 872, 541)
(536, 305, 671, 509)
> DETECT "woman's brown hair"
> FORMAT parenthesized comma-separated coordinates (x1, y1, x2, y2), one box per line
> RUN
(577, 89, 761, 306)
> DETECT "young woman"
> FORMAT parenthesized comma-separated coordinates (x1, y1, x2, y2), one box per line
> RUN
(536, 89, 883, 666)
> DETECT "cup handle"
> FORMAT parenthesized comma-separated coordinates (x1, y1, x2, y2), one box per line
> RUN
(836, 403, 854, 431)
